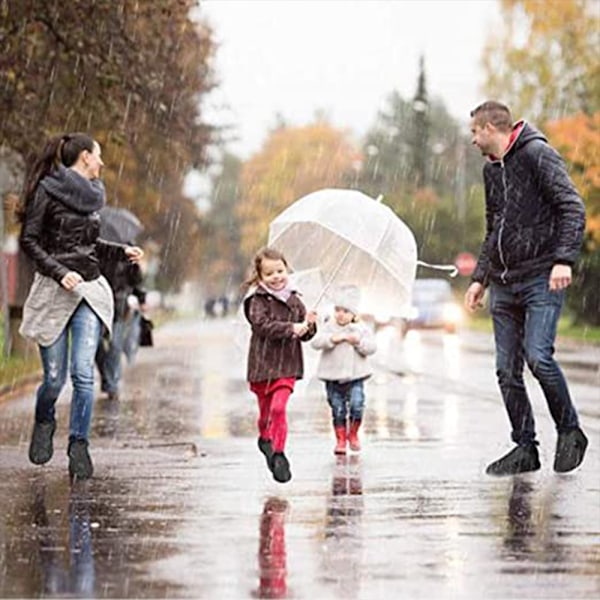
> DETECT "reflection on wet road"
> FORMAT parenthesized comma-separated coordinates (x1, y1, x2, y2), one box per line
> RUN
(0, 318, 598, 598)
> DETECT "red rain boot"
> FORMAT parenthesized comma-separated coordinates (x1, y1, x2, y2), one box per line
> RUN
(334, 426, 347, 455)
(348, 420, 361, 452)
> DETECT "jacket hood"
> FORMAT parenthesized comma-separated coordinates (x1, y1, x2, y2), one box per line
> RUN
(40, 165, 105, 214)
(505, 120, 547, 157)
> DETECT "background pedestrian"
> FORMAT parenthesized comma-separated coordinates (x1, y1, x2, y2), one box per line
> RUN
(95, 255, 146, 401)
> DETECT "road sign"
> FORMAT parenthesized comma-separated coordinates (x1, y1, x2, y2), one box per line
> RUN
(455, 252, 477, 277)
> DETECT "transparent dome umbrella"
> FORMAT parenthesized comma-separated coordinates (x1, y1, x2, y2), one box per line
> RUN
(268, 188, 419, 318)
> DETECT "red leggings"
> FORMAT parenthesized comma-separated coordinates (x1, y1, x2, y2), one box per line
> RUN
(250, 378, 295, 453)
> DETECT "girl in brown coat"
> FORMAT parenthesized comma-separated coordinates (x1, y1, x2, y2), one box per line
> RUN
(243, 247, 317, 483)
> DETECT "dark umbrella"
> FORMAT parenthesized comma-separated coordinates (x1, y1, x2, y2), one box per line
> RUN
(99, 206, 143, 244)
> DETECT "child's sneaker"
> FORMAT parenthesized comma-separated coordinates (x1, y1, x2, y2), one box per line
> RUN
(270, 452, 291, 483)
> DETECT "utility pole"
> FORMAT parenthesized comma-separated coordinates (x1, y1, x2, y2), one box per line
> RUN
(411, 55, 429, 189)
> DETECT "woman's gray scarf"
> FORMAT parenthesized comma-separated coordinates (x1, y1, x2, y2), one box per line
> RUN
(40, 165, 105, 214)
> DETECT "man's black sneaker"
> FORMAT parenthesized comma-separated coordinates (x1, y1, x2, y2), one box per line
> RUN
(270, 452, 292, 483)
(258, 438, 274, 468)
(68, 439, 94, 480)
(554, 427, 588, 473)
(486, 444, 540, 476)
(29, 421, 56, 465)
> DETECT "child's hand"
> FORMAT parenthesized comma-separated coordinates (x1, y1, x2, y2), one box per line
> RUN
(293, 322, 309, 337)
(331, 334, 344, 344)
(346, 334, 360, 345)
(306, 310, 318, 325)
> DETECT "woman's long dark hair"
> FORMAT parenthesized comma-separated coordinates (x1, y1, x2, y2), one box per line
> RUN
(18, 132, 95, 221)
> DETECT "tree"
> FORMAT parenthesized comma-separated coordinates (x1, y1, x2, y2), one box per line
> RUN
(237, 122, 359, 265)
(546, 112, 600, 248)
(0, 0, 216, 291)
(199, 152, 245, 294)
(411, 55, 429, 188)
(546, 112, 600, 324)
(359, 84, 485, 271)
(481, 0, 600, 125)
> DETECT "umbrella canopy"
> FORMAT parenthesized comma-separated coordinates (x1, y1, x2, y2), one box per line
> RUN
(99, 206, 143, 244)
(268, 188, 417, 318)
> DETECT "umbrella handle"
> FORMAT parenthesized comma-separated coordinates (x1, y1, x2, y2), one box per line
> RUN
(416, 260, 458, 278)
(311, 243, 354, 310)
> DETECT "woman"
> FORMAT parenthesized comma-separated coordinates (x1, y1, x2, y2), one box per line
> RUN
(19, 132, 143, 480)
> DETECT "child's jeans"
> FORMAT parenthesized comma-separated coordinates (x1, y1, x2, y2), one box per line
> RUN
(325, 379, 365, 427)
(250, 378, 296, 452)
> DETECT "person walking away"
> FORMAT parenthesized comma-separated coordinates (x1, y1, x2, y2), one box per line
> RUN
(465, 101, 588, 476)
(243, 247, 317, 483)
(19, 133, 144, 480)
(95, 256, 146, 401)
(311, 285, 376, 454)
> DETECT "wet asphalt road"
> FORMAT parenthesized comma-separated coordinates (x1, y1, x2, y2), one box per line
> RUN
(0, 317, 598, 599)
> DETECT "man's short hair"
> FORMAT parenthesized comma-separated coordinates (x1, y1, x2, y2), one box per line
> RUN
(470, 101, 513, 132)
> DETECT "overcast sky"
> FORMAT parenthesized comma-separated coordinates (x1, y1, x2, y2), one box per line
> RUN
(196, 0, 501, 160)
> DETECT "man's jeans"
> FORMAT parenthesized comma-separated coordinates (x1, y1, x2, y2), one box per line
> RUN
(325, 379, 365, 427)
(490, 275, 579, 445)
(95, 319, 126, 394)
(36, 301, 102, 441)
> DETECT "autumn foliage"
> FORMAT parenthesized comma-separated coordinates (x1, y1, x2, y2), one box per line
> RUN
(0, 0, 215, 289)
(546, 113, 600, 248)
(237, 123, 360, 263)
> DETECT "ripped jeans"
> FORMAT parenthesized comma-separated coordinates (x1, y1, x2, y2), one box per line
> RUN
(35, 301, 102, 441)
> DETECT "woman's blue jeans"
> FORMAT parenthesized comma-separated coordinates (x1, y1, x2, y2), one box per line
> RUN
(325, 379, 365, 427)
(36, 301, 102, 441)
(490, 275, 579, 445)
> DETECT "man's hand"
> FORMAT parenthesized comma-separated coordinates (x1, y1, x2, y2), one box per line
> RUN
(60, 271, 83, 291)
(549, 264, 572, 291)
(464, 282, 485, 312)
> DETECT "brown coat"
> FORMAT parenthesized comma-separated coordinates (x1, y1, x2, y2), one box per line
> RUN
(244, 286, 316, 383)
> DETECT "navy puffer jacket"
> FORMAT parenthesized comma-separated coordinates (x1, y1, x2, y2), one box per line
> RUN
(472, 121, 586, 286)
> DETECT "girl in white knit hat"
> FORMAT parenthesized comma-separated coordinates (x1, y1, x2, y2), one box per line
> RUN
(311, 285, 376, 454)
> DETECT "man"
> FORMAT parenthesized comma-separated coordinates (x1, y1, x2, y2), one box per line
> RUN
(465, 101, 588, 476)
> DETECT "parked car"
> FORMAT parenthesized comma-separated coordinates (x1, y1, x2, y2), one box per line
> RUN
(407, 278, 462, 333)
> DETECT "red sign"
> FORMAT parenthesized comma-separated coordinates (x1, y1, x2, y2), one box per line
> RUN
(455, 252, 477, 277)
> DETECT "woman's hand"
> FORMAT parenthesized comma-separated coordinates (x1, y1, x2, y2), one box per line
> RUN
(125, 246, 144, 263)
(60, 271, 83, 291)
